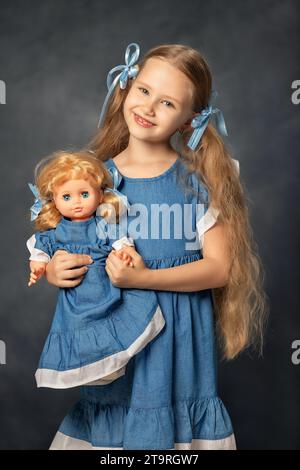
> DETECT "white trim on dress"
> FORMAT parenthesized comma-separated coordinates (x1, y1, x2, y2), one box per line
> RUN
(35, 305, 165, 388)
(49, 430, 237, 450)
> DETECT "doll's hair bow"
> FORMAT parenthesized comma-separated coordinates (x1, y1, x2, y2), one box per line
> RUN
(96, 166, 130, 219)
(28, 183, 48, 221)
(187, 90, 228, 151)
(96, 167, 130, 240)
(97, 42, 140, 129)
(104, 167, 130, 212)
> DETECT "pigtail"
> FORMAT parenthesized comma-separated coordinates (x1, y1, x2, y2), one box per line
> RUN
(179, 123, 269, 360)
(34, 200, 62, 231)
(98, 190, 125, 224)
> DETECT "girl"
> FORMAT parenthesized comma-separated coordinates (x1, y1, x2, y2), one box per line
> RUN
(26, 150, 165, 389)
(44, 43, 269, 450)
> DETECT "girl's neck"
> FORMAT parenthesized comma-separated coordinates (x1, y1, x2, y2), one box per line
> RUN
(119, 136, 178, 166)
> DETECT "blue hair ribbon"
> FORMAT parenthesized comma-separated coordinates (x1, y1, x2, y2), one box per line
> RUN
(28, 183, 47, 221)
(97, 43, 140, 129)
(104, 166, 130, 212)
(187, 90, 228, 151)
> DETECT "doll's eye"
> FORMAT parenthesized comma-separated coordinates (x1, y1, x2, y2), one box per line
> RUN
(81, 191, 89, 198)
(63, 194, 71, 201)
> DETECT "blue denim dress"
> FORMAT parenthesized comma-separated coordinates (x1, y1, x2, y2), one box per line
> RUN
(49, 156, 236, 450)
(27, 214, 165, 389)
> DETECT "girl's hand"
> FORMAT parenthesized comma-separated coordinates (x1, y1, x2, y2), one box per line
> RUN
(44, 250, 93, 288)
(105, 246, 150, 288)
(28, 261, 47, 287)
(114, 249, 134, 267)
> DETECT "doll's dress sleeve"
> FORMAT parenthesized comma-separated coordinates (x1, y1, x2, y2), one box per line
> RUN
(26, 229, 56, 263)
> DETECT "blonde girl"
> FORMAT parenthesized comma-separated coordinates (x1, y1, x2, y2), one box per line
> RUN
(45, 43, 269, 450)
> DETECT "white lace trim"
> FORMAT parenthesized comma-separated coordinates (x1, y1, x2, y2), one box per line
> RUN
(49, 431, 237, 450)
(111, 236, 134, 251)
(231, 158, 240, 175)
(196, 206, 220, 251)
(26, 234, 50, 263)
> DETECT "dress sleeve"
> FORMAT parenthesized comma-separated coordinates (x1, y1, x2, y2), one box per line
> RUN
(195, 184, 219, 252)
(26, 231, 55, 262)
(195, 158, 239, 252)
(112, 236, 135, 251)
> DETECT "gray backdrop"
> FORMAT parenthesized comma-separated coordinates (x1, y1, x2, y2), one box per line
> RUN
(0, 0, 299, 450)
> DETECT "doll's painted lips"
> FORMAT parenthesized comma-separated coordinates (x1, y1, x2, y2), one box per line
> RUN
(134, 113, 155, 127)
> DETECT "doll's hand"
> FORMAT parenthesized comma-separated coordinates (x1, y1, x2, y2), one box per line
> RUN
(114, 249, 134, 268)
(28, 261, 47, 287)
(105, 246, 149, 288)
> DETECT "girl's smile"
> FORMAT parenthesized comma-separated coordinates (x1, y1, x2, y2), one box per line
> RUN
(133, 112, 156, 128)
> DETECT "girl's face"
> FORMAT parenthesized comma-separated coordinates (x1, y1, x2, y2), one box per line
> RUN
(123, 57, 196, 144)
(53, 178, 103, 221)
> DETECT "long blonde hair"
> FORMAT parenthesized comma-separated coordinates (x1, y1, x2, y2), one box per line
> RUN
(88, 44, 269, 360)
(32, 150, 122, 231)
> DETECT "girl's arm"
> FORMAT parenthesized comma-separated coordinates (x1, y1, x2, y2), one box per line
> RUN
(105, 222, 231, 292)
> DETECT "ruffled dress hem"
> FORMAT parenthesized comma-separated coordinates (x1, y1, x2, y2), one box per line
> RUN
(50, 395, 236, 450)
(35, 305, 165, 388)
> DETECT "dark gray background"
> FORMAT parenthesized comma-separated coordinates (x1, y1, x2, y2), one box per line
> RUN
(0, 0, 299, 450)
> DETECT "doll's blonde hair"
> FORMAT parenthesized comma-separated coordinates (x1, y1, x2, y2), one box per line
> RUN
(32, 150, 122, 231)
(87, 44, 270, 360)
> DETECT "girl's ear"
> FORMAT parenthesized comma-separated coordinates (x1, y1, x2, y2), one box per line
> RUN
(178, 112, 199, 133)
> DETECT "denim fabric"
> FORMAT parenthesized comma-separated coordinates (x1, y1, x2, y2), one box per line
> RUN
(57, 156, 235, 449)
(33, 215, 161, 377)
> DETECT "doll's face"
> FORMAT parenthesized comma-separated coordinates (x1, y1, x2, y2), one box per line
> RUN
(123, 57, 197, 145)
(53, 178, 103, 221)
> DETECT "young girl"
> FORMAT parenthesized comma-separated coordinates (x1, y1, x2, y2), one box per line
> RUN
(26, 150, 165, 389)
(45, 43, 269, 450)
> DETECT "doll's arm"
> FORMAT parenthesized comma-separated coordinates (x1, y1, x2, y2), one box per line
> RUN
(26, 234, 51, 263)
(26, 234, 52, 286)
(112, 236, 135, 267)
(28, 260, 48, 287)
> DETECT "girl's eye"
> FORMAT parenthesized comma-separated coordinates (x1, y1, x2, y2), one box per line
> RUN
(63, 194, 71, 201)
(138, 87, 174, 107)
(162, 100, 174, 108)
(81, 191, 89, 199)
(138, 87, 149, 95)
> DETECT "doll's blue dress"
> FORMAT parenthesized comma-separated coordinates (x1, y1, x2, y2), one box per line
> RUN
(48, 156, 237, 449)
(27, 212, 165, 389)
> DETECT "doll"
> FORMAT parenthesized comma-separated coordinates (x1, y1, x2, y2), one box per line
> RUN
(26, 150, 165, 389)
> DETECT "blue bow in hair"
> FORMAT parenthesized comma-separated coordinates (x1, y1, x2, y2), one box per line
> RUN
(28, 183, 47, 221)
(187, 90, 228, 151)
(96, 166, 130, 217)
(104, 166, 130, 212)
(95, 167, 130, 240)
(97, 42, 140, 128)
